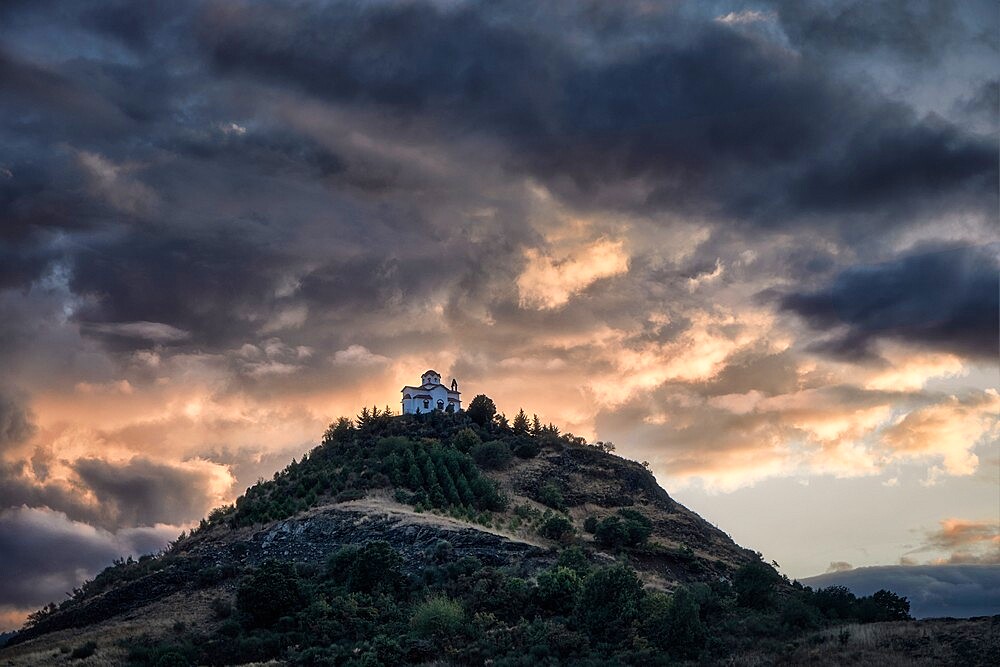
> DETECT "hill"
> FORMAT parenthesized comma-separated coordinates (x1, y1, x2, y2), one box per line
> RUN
(1, 405, 995, 665)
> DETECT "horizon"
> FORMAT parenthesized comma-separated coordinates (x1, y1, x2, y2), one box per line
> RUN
(0, 0, 997, 631)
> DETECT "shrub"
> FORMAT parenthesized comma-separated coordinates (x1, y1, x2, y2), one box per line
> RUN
(471, 440, 513, 469)
(535, 566, 581, 615)
(556, 546, 591, 576)
(327, 541, 404, 594)
(452, 428, 481, 453)
(236, 561, 305, 628)
(733, 560, 781, 610)
(540, 515, 575, 542)
(538, 482, 566, 510)
(410, 597, 465, 639)
(575, 564, 645, 643)
(593, 509, 652, 549)
(583, 516, 598, 533)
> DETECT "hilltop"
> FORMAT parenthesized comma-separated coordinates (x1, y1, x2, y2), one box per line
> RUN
(2, 401, 995, 666)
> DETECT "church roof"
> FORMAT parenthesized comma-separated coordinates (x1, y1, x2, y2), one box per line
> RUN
(422, 369, 439, 376)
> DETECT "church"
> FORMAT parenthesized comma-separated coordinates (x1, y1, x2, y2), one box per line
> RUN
(401, 370, 462, 414)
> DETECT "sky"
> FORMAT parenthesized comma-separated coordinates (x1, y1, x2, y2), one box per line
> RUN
(0, 0, 997, 629)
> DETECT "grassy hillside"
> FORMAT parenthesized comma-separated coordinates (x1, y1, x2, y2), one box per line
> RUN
(3, 403, 982, 666)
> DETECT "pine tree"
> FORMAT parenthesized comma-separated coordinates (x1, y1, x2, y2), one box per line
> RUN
(513, 409, 530, 435)
(531, 414, 542, 436)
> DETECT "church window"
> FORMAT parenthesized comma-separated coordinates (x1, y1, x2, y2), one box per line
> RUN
(423, 400, 429, 409)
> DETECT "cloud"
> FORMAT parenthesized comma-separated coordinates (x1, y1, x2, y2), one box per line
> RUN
(905, 518, 1000, 565)
(780, 243, 999, 360)
(517, 238, 629, 310)
(72, 456, 235, 527)
(880, 390, 999, 477)
(0, 389, 35, 450)
(827, 561, 854, 573)
(81, 321, 191, 343)
(800, 564, 1000, 619)
(0, 506, 180, 627)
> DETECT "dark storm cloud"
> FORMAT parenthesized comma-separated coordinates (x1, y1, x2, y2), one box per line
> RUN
(200, 0, 996, 230)
(779, 244, 999, 360)
(0, 506, 176, 610)
(68, 226, 291, 350)
(72, 456, 230, 526)
(800, 564, 1000, 619)
(773, 0, 992, 60)
(0, 452, 229, 531)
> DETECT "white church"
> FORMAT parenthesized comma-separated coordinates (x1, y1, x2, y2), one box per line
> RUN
(401, 369, 462, 414)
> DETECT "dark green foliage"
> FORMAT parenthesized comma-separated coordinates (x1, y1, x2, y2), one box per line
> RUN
(556, 546, 592, 576)
(575, 564, 645, 644)
(663, 587, 706, 658)
(583, 516, 598, 533)
(471, 440, 513, 469)
(327, 541, 404, 594)
(535, 566, 581, 615)
(593, 509, 652, 549)
(236, 561, 306, 628)
(451, 427, 481, 453)
(870, 589, 911, 621)
(539, 514, 574, 541)
(26, 409, 921, 666)
(467, 394, 497, 426)
(537, 482, 565, 510)
(410, 597, 465, 639)
(733, 560, 782, 610)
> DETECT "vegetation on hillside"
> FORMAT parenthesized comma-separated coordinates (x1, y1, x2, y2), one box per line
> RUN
(122, 543, 911, 666)
(13, 396, 914, 665)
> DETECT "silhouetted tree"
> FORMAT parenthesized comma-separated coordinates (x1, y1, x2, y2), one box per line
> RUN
(467, 394, 497, 426)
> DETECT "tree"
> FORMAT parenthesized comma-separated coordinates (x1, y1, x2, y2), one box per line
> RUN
(532, 414, 543, 436)
(467, 394, 497, 427)
(322, 416, 354, 445)
(236, 561, 305, 628)
(575, 564, 645, 643)
(733, 560, 781, 610)
(540, 515, 575, 542)
(512, 408, 530, 435)
(593, 510, 652, 549)
(452, 427, 481, 453)
(536, 566, 581, 615)
(327, 541, 404, 594)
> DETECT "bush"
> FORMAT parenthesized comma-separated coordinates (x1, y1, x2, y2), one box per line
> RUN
(583, 516, 598, 533)
(575, 564, 645, 643)
(327, 541, 404, 594)
(556, 546, 591, 576)
(535, 566, 581, 615)
(593, 509, 652, 549)
(236, 561, 305, 628)
(471, 440, 513, 469)
(540, 515, 575, 542)
(452, 428, 481, 453)
(733, 560, 781, 610)
(538, 482, 566, 510)
(410, 597, 465, 639)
